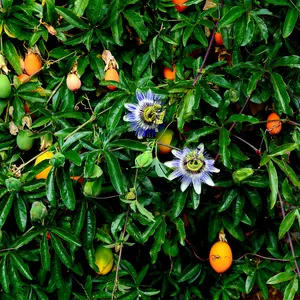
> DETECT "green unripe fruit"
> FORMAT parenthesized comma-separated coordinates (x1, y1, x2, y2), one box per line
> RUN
(17, 130, 34, 151)
(30, 201, 48, 221)
(0, 74, 12, 99)
(94, 245, 114, 275)
(5, 177, 22, 193)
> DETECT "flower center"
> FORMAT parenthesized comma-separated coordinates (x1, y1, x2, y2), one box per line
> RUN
(143, 104, 165, 125)
(185, 151, 204, 172)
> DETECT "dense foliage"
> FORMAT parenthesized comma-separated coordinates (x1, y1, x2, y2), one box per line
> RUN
(0, 0, 300, 299)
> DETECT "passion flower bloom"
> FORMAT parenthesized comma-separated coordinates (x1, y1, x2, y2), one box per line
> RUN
(165, 144, 220, 194)
(123, 89, 165, 139)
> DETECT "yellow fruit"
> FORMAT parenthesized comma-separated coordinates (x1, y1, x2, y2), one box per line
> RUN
(266, 112, 282, 135)
(157, 129, 174, 154)
(94, 245, 114, 275)
(209, 241, 232, 273)
(66, 73, 81, 91)
(24, 53, 42, 76)
(34, 151, 54, 180)
(104, 68, 120, 91)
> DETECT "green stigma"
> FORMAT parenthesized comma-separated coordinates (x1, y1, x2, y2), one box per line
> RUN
(186, 150, 204, 172)
(143, 104, 165, 125)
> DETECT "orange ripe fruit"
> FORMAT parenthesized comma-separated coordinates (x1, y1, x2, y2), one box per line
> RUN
(17, 73, 30, 83)
(209, 241, 233, 273)
(163, 65, 176, 80)
(157, 129, 174, 154)
(24, 53, 42, 76)
(70, 176, 84, 184)
(66, 73, 81, 91)
(34, 151, 54, 180)
(104, 69, 120, 91)
(215, 32, 223, 46)
(171, 0, 187, 12)
(266, 112, 282, 135)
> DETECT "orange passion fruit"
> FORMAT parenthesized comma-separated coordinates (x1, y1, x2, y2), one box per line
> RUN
(24, 53, 42, 76)
(34, 151, 54, 180)
(266, 112, 282, 135)
(17, 73, 30, 84)
(163, 65, 176, 80)
(209, 241, 233, 273)
(104, 69, 120, 91)
(171, 0, 187, 12)
(66, 73, 81, 91)
(215, 32, 223, 46)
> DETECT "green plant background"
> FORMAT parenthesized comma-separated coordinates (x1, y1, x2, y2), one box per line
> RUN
(0, 0, 300, 299)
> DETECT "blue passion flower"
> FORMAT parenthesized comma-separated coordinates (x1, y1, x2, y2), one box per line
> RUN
(165, 144, 220, 194)
(123, 89, 165, 139)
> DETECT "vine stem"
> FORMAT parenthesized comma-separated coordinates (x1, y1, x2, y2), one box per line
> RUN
(111, 206, 130, 300)
(278, 191, 300, 278)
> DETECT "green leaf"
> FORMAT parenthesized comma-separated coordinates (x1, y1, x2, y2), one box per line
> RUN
(269, 143, 297, 157)
(234, 17, 247, 47)
(247, 72, 264, 95)
(178, 264, 202, 283)
(3, 40, 22, 74)
(272, 157, 300, 189)
(14, 194, 27, 232)
(172, 189, 188, 218)
(11, 253, 33, 280)
(51, 227, 82, 247)
(272, 55, 300, 69)
(218, 189, 238, 212)
(233, 194, 245, 226)
(226, 114, 259, 124)
(46, 167, 56, 207)
(149, 219, 166, 264)
(208, 212, 221, 242)
(278, 209, 298, 239)
(0, 256, 10, 293)
(73, 0, 89, 16)
(283, 8, 298, 38)
(136, 201, 155, 222)
(106, 97, 126, 131)
(83, 209, 96, 248)
(283, 277, 298, 300)
(177, 89, 195, 132)
(222, 216, 245, 241)
(183, 26, 194, 47)
(219, 128, 232, 169)
(62, 131, 93, 152)
(104, 150, 126, 194)
(252, 14, 268, 43)
(64, 150, 82, 166)
(206, 75, 233, 89)
(86, 0, 104, 24)
(51, 234, 74, 269)
(218, 6, 246, 28)
(245, 188, 262, 211)
(245, 271, 257, 294)
(267, 271, 295, 284)
(56, 168, 76, 211)
(194, 25, 208, 47)
(40, 233, 51, 271)
(132, 52, 151, 78)
(186, 126, 218, 144)
(0, 194, 14, 229)
(108, 139, 147, 152)
(56, 7, 89, 29)
(12, 229, 43, 249)
(270, 72, 293, 115)
(268, 160, 278, 209)
(123, 10, 148, 41)
(173, 218, 186, 246)
(282, 178, 294, 204)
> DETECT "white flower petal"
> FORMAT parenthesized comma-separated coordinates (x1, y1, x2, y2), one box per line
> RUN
(165, 161, 176, 168)
(168, 170, 182, 181)
(171, 149, 182, 159)
(192, 179, 201, 194)
(180, 178, 191, 192)
(203, 175, 215, 186)
(210, 166, 220, 173)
